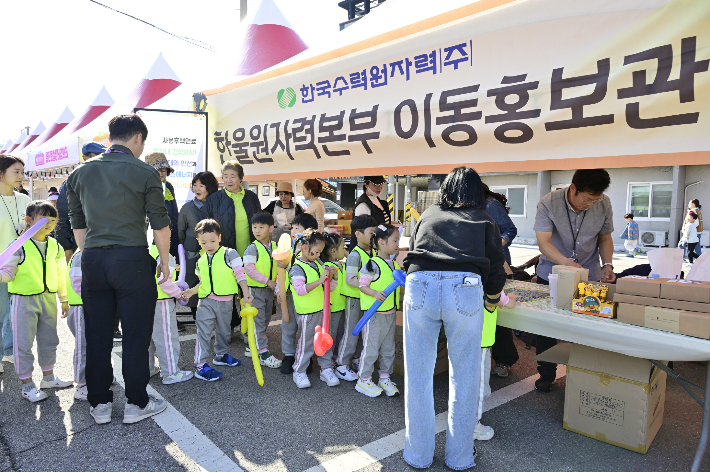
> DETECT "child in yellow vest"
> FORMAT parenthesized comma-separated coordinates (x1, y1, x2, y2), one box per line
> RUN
(336, 215, 377, 382)
(277, 213, 318, 375)
(180, 219, 253, 381)
(147, 243, 194, 384)
(289, 230, 338, 389)
(319, 232, 347, 386)
(243, 211, 281, 368)
(0, 201, 70, 402)
(357, 224, 401, 398)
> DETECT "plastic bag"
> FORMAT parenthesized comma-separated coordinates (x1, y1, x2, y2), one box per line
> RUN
(647, 248, 684, 279)
(686, 252, 710, 282)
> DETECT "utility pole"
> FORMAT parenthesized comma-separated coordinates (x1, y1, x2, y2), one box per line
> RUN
(240, 0, 247, 21)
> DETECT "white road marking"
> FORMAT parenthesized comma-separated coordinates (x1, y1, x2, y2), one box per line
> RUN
(111, 350, 243, 472)
(302, 369, 566, 472)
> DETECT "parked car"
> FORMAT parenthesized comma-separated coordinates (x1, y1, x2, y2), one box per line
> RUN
(266, 197, 344, 224)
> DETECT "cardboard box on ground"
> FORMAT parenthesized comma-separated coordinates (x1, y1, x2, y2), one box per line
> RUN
(536, 343, 666, 454)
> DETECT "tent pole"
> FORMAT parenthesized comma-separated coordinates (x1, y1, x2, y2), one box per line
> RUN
(388, 175, 395, 222)
(29, 176, 33, 199)
(405, 175, 412, 236)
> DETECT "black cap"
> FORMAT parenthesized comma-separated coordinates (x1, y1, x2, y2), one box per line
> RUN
(364, 175, 386, 184)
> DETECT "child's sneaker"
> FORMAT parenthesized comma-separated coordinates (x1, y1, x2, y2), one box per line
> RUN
(213, 354, 241, 366)
(293, 372, 311, 389)
(195, 364, 223, 381)
(241, 332, 249, 344)
(40, 374, 72, 389)
(626, 254, 635, 258)
(244, 347, 251, 356)
(260, 354, 282, 369)
(74, 385, 88, 400)
(2, 355, 13, 363)
(280, 355, 295, 375)
(356, 378, 383, 398)
(162, 371, 194, 385)
(474, 422, 494, 441)
(149, 366, 161, 378)
(351, 357, 361, 371)
(22, 382, 48, 403)
(320, 368, 340, 387)
(378, 377, 400, 397)
(335, 365, 358, 381)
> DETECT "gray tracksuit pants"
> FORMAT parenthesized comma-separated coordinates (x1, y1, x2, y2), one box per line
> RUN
(358, 311, 396, 380)
(67, 305, 86, 384)
(251, 286, 274, 353)
(320, 310, 343, 369)
(478, 347, 492, 421)
(148, 300, 181, 377)
(279, 292, 298, 356)
(194, 297, 232, 365)
(294, 312, 335, 374)
(336, 297, 362, 367)
(9, 293, 60, 379)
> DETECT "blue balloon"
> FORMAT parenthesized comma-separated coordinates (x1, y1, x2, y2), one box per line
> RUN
(352, 269, 406, 336)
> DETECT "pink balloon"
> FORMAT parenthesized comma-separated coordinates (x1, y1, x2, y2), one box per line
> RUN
(0, 218, 48, 267)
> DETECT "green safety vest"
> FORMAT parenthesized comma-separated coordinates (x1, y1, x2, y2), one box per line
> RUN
(291, 259, 325, 315)
(197, 247, 239, 298)
(359, 257, 401, 312)
(340, 246, 372, 299)
(9, 238, 60, 296)
(324, 261, 346, 313)
(66, 251, 82, 306)
(481, 307, 497, 348)
(246, 240, 277, 288)
(150, 245, 177, 300)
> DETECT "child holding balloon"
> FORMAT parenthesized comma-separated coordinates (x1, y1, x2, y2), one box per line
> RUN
(0, 201, 71, 402)
(336, 215, 378, 382)
(147, 243, 194, 384)
(356, 224, 401, 398)
(319, 232, 347, 379)
(289, 230, 339, 389)
(243, 211, 281, 369)
(180, 219, 253, 381)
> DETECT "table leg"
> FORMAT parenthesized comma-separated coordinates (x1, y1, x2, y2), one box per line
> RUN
(691, 361, 710, 472)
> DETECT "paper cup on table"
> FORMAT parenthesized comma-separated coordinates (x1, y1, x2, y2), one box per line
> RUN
(548, 274, 559, 306)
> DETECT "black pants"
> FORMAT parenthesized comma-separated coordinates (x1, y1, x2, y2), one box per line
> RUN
(534, 276, 557, 379)
(82, 246, 157, 408)
(491, 326, 519, 366)
(689, 242, 699, 263)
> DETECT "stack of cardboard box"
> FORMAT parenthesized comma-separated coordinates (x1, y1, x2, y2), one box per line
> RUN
(332, 210, 353, 235)
(616, 276, 710, 339)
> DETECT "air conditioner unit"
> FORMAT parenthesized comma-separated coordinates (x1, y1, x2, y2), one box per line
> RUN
(701, 230, 709, 248)
(640, 231, 667, 247)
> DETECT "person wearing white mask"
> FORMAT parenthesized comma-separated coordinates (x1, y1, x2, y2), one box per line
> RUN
(354, 176, 391, 226)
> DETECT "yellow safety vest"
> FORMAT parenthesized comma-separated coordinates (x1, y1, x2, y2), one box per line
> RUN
(359, 257, 401, 312)
(324, 261, 346, 313)
(246, 240, 277, 288)
(290, 259, 325, 315)
(66, 251, 82, 306)
(149, 245, 177, 300)
(197, 247, 239, 298)
(340, 246, 372, 299)
(9, 238, 60, 296)
(481, 307, 497, 348)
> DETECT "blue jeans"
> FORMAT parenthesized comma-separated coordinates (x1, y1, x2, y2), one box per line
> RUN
(403, 271, 483, 470)
(0, 283, 11, 357)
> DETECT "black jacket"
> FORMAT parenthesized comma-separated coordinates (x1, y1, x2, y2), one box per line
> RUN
(165, 180, 179, 257)
(355, 193, 390, 225)
(56, 180, 76, 252)
(404, 204, 507, 296)
(204, 188, 261, 251)
(263, 199, 303, 216)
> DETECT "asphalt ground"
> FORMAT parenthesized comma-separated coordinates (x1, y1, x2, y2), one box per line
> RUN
(0, 245, 708, 472)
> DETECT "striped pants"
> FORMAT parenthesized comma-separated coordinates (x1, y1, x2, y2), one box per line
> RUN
(148, 299, 181, 377)
(9, 293, 59, 380)
(67, 305, 87, 384)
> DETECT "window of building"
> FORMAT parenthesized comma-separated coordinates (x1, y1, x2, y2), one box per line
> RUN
(490, 186, 527, 217)
(627, 182, 673, 220)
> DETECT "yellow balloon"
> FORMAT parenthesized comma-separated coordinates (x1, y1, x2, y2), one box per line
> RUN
(241, 301, 264, 386)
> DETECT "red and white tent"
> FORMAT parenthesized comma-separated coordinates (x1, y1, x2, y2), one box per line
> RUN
(7, 131, 28, 153)
(14, 121, 46, 153)
(32, 107, 74, 149)
(0, 139, 14, 154)
(126, 53, 181, 110)
(65, 86, 114, 135)
(233, 0, 308, 76)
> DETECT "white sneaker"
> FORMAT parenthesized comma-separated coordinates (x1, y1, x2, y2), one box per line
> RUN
(123, 395, 167, 424)
(245, 347, 251, 356)
(0, 362, 3, 373)
(293, 372, 311, 389)
(3, 355, 13, 363)
(474, 422, 494, 441)
(149, 366, 161, 378)
(74, 385, 88, 401)
(320, 368, 340, 387)
(260, 355, 282, 369)
(22, 382, 48, 403)
(335, 365, 358, 382)
(378, 377, 400, 397)
(90, 402, 113, 424)
(162, 371, 194, 385)
(40, 375, 73, 389)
